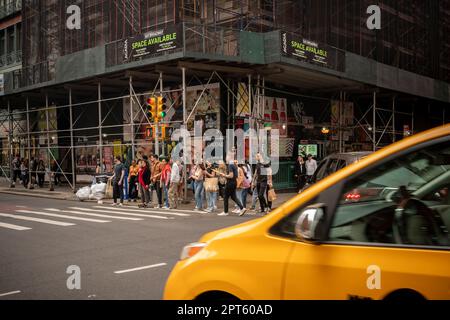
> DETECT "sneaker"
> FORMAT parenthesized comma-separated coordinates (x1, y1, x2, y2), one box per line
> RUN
(232, 208, 240, 214)
(112, 203, 117, 206)
(163, 206, 170, 210)
(217, 212, 229, 216)
(213, 206, 217, 210)
(193, 208, 201, 212)
(119, 203, 123, 207)
(239, 208, 247, 216)
(204, 208, 212, 213)
(154, 205, 161, 209)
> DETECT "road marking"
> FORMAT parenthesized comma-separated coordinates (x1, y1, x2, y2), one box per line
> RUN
(0, 290, 21, 297)
(95, 206, 189, 217)
(114, 263, 167, 274)
(16, 210, 110, 223)
(0, 222, 31, 231)
(0, 213, 74, 226)
(44, 208, 143, 221)
(145, 207, 196, 214)
(69, 207, 172, 220)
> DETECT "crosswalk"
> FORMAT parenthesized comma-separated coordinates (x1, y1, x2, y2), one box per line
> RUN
(0, 204, 192, 232)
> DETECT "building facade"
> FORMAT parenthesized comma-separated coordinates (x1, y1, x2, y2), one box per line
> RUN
(0, 0, 449, 190)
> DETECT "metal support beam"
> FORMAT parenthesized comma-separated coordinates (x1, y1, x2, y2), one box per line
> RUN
(182, 67, 188, 202)
(8, 101, 13, 187)
(159, 72, 164, 157)
(392, 96, 396, 143)
(45, 94, 53, 191)
(373, 91, 376, 151)
(26, 97, 33, 189)
(129, 76, 135, 159)
(98, 83, 103, 173)
(69, 88, 76, 192)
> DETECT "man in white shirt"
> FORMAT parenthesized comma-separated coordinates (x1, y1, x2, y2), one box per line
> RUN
(168, 159, 181, 209)
(305, 154, 318, 183)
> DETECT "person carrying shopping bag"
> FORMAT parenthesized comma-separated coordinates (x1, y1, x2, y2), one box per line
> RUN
(204, 161, 219, 213)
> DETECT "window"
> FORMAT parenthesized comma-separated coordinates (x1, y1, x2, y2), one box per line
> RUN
(330, 139, 450, 247)
(270, 138, 450, 248)
(314, 159, 329, 181)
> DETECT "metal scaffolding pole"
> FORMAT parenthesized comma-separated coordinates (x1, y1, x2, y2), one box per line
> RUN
(45, 94, 53, 191)
(159, 71, 163, 157)
(8, 100, 13, 187)
(129, 76, 135, 159)
(98, 83, 103, 173)
(392, 96, 396, 143)
(373, 91, 376, 151)
(182, 67, 188, 202)
(26, 97, 33, 189)
(69, 88, 76, 192)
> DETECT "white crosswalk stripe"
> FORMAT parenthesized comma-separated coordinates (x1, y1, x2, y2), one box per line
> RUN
(0, 222, 31, 231)
(69, 207, 173, 220)
(15, 210, 110, 223)
(94, 206, 190, 217)
(0, 213, 74, 227)
(44, 208, 143, 221)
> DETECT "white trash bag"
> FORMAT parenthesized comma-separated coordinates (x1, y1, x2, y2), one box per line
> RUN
(90, 182, 106, 200)
(76, 186, 91, 201)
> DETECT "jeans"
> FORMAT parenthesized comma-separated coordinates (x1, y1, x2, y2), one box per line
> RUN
(129, 175, 137, 199)
(257, 181, 268, 212)
(162, 182, 169, 207)
(241, 188, 249, 208)
(224, 182, 243, 213)
(194, 180, 204, 209)
(206, 191, 217, 210)
(251, 186, 259, 209)
(113, 181, 124, 204)
(139, 183, 150, 205)
(154, 181, 162, 206)
(123, 170, 129, 200)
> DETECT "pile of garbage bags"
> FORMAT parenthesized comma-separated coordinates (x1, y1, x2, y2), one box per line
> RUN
(76, 182, 107, 201)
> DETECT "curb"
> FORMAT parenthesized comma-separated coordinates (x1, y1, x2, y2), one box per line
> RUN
(0, 190, 75, 201)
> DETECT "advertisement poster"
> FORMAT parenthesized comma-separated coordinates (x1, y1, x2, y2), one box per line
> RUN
(331, 100, 354, 141)
(263, 96, 287, 136)
(298, 144, 318, 157)
(281, 31, 335, 69)
(125, 24, 182, 62)
(185, 83, 221, 131)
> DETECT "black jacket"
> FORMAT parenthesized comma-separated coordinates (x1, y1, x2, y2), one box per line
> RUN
(294, 162, 306, 177)
(139, 166, 151, 186)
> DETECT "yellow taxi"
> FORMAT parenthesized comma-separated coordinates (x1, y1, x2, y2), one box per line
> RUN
(164, 124, 450, 300)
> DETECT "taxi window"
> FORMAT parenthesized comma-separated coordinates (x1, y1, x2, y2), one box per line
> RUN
(329, 139, 450, 248)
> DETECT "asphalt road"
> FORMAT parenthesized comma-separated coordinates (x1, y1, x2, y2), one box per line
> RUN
(0, 194, 256, 300)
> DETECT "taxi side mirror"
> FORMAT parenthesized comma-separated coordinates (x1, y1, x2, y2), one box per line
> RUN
(295, 204, 326, 241)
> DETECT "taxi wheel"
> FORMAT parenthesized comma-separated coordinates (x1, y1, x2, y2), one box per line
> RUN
(195, 291, 240, 301)
(383, 289, 426, 302)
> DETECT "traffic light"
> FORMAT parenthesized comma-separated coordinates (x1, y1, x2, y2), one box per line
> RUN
(146, 96, 157, 121)
(157, 96, 167, 121)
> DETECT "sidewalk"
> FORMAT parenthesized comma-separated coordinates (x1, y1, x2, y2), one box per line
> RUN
(0, 178, 298, 211)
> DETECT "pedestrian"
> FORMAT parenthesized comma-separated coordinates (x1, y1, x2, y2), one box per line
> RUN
(190, 161, 205, 211)
(204, 161, 218, 213)
(30, 156, 37, 187)
(143, 155, 152, 204)
(217, 160, 227, 200)
(150, 154, 163, 208)
(51, 159, 60, 186)
(253, 153, 270, 214)
(37, 159, 46, 188)
(218, 154, 246, 216)
(11, 154, 21, 187)
(305, 154, 318, 184)
(161, 157, 171, 209)
(109, 156, 125, 206)
(240, 163, 251, 209)
(21, 159, 29, 188)
(294, 155, 307, 192)
(137, 159, 151, 208)
(265, 162, 274, 213)
(168, 159, 181, 209)
(235, 161, 245, 210)
(128, 160, 139, 202)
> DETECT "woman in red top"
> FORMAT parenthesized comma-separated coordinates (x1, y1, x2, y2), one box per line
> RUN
(160, 157, 172, 209)
(138, 160, 151, 208)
